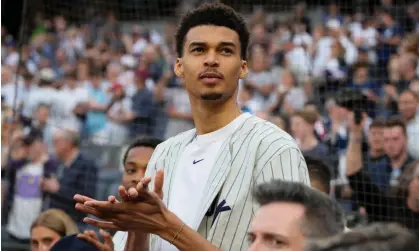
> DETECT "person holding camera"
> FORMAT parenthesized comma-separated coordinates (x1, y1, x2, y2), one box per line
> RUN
(346, 115, 415, 223)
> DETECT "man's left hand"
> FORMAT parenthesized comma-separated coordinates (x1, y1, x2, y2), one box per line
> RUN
(82, 188, 182, 237)
(40, 177, 60, 193)
(76, 170, 177, 235)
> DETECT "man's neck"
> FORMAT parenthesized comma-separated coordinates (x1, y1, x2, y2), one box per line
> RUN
(299, 135, 318, 151)
(391, 151, 408, 169)
(62, 148, 79, 167)
(191, 98, 243, 135)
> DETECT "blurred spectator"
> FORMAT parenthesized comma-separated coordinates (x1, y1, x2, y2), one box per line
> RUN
(269, 70, 307, 115)
(129, 61, 161, 138)
(165, 85, 194, 138)
(22, 68, 58, 122)
(376, 8, 403, 77)
(248, 180, 345, 251)
(304, 101, 327, 140)
(347, 116, 414, 198)
(245, 44, 275, 109)
(85, 69, 109, 144)
(347, 122, 419, 233)
(238, 83, 262, 114)
(59, 70, 89, 132)
(30, 209, 79, 251)
(291, 109, 333, 164)
(27, 104, 55, 155)
(323, 2, 344, 25)
(304, 156, 333, 194)
(104, 82, 133, 145)
(398, 90, 419, 159)
(3, 129, 59, 243)
(47, 128, 98, 230)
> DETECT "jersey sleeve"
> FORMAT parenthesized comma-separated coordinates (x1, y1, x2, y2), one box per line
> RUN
(254, 144, 310, 186)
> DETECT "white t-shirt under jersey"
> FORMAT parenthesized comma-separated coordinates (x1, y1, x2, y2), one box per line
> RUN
(112, 113, 251, 251)
(161, 112, 250, 251)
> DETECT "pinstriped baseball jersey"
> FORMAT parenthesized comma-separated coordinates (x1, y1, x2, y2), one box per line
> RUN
(146, 114, 310, 250)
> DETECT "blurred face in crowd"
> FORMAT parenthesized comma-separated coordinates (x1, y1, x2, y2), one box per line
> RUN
(31, 226, 61, 251)
(248, 202, 306, 251)
(122, 146, 155, 189)
(174, 25, 247, 103)
(252, 24, 266, 42)
(55, 48, 67, 63)
(251, 52, 267, 72)
(1, 67, 12, 83)
(280, 70, 296, 89)
(312, 25, 325, 41)
(66, 76, 77, 89)
(383, 126, 407, 159)
(354, 67, 369, 84)
(398, 92, 418, 121)
(368, 126, 385, 154)
(35, 105, 50, 124)
(91, 74, 102, 89)
(27, 140, 45, 161)
(328, 3, 339, 15)
(380, 13, 393, 26)
(143, 46, 158, 64)
(53, 131, 71, 160)
(106, 64, 121, 81)
(291, 115, 312, 140)
(270, 116, 287, 132)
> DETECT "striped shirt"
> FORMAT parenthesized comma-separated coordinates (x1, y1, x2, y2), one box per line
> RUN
(146, 114, 310, 250)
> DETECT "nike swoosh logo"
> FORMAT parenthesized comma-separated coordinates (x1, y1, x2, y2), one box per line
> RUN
(193, 159, 204, 164)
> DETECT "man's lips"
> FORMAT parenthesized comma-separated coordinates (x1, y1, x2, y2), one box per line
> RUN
(199, 72, 224, 84)
(199, 72, 224, 79)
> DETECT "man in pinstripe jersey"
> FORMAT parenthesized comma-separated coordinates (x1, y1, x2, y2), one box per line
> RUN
(75, 3, 310, 251)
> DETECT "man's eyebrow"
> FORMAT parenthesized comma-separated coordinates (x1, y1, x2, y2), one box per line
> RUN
(219, 41, 236, 48)
(188, 41, 207, 48)
(188, 41, 237, 48)
(247, 231, 289, 242)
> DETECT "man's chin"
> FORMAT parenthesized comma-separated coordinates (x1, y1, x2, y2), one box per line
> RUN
(200, 93, 223, 101)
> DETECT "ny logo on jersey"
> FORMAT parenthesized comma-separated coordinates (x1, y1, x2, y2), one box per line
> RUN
(206, 199, 231, 227)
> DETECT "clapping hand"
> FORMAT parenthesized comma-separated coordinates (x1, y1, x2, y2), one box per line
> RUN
(74, 170, 178, 236)
(78, 229, 113, 251)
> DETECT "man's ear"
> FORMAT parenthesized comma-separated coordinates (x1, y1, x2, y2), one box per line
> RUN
(174, 58, 184, 78)
(239, 60, 248, 79)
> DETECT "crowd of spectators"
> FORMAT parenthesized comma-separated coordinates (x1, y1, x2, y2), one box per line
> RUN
(1, 0, 419, 248)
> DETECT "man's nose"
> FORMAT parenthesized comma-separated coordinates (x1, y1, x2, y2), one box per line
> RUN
(204, 51, 219, 67)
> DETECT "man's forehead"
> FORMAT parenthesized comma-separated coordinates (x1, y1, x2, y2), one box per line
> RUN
(127, 146, 154, 159)
(251, 202, 305, 232)
(185, 25, 240, 46)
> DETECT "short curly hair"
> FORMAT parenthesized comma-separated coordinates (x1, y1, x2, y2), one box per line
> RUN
(175, 3, 250, 59)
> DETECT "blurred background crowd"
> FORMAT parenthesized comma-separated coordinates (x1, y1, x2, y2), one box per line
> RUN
(1, 0, 419, 250)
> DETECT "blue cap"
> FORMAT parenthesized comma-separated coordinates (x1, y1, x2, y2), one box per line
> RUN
(50, 234, 99, 251)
